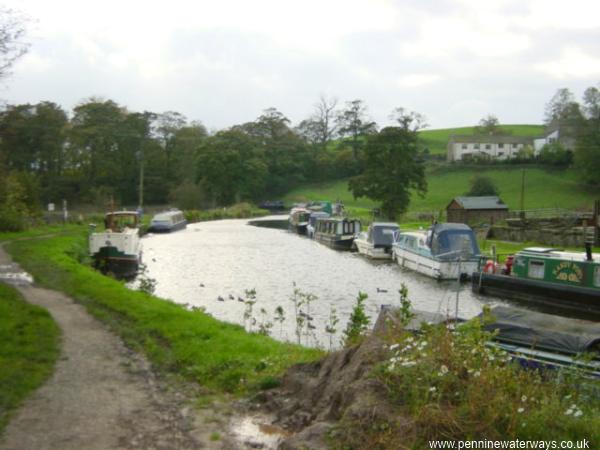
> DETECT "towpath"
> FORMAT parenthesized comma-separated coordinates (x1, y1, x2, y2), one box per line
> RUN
(0, 243, 236, 450)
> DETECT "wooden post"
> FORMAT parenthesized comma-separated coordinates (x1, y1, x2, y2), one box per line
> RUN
(595, 200, 600, 246)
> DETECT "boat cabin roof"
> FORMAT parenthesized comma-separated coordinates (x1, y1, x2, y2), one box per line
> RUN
(152, 210, 184, 221)
(371, 222, 399, 228)
(519, 247, 600, 263)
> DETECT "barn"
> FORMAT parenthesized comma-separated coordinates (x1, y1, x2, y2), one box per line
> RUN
(446, 196, 509, 225)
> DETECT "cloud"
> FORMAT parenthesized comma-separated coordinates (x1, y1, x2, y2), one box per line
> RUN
(535, 47, 600, 79)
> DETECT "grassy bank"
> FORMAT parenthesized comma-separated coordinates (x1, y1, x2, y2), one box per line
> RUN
(6, 230, 321, 394)
(283, 166, 597, 219)
(0, 283, 61, 434)
(184, 202, 269, 223)
(335, 309, 600, 448)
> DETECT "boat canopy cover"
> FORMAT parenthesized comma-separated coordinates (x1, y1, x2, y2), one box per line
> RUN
(427, 223, 480, 259)
(369, 223, 399, 246)
(482, 306, 600, 355)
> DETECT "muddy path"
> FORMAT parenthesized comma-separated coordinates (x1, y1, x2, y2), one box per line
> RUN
(0, 243, 245, 450)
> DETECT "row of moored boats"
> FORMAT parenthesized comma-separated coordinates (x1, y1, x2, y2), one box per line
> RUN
(288, 204, 600, 319)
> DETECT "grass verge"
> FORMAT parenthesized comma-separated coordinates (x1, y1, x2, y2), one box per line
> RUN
(0, 283, 61, 435)
(6, 229, 321, 394)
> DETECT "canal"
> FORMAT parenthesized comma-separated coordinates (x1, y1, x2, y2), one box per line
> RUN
(138, 216, 498, 348)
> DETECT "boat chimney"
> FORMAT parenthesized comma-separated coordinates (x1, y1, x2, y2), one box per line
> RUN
(585, 242, 593, 262)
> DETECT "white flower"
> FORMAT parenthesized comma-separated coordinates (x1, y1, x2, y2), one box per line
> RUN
(517, 407, 525, 413)
(389, 343, 400, 351)
(405, 336, 414, 343)
(574, 410, 583, 418)
(401, 361, 416, 367)
(440, 365, 449, 374)
(565, 408, 573, 416)
(473, 370, 481, 377)
(521, 395, 528, 402)
(429, 387, 437, 392)
(564, 394, 572, 400)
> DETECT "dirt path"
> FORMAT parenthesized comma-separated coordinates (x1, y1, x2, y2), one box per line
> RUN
(0, 244, 239, 450)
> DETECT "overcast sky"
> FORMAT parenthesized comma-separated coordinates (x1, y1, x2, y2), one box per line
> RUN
(1, 0, 599, 130)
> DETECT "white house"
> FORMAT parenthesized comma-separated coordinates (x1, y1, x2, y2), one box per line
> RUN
(533, 125, 576, 154)
(447, 135, 534, 162)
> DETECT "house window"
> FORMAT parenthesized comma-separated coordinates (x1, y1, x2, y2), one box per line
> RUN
(512, 144, 518, 148)
(485, 144, 491, 150)
(498, 143, 504, 149)
(462, 144, 467, 149)
(498, 152, 504, 156)
(474, 144, 480, 149)
(594, 267, 600, 287)
(528, 260, 545, 279)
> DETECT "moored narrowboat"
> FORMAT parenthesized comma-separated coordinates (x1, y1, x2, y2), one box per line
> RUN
(89, 211, 142, 279)
(314, 217, 361, 251)
(472, 245, 600, 317)
(307, 211, 330, 238)
(288, 207, 311, 235)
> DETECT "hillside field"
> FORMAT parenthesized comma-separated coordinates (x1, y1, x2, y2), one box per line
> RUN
(418, 124, 545, 155)
(283, 166, 598, 219)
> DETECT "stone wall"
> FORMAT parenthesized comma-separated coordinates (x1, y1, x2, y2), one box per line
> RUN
(489, 225, 596, 248)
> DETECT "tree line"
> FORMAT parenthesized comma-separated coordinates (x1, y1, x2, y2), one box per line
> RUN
(0, 94, 428, 227)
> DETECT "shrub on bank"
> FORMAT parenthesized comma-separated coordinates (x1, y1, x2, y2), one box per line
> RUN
(333, 306, 600, 448)
(184, 203, 268, 223)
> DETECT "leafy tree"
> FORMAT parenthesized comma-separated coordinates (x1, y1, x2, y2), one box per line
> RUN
(537, 142, 573, 167)
(575, 84, 600, 187)
(0, 7, 29, 79)
(465, 175, 500, 196)
(475, 114, 502, 135)
(196, 129, 267, 205)
(336, 99, 377, 163)
(348, 110, 427, 219)
(153, 111, 187, 181)
(544, 88, 582, 126)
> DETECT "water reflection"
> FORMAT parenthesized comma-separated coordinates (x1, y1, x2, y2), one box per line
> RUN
(140, 216, 493, 347)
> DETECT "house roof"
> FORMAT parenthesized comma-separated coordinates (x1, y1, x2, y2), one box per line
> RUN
(448, 134, 533, 144)
(450, 196, 508, 210)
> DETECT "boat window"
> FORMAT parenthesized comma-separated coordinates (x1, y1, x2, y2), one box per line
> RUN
(528, 260, 545, 279)
(338, 222, 344, 234)
(433, 231, 479, 258)
(595, 267, 600, 287)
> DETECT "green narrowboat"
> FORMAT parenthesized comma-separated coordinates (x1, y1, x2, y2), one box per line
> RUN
(472, 245, 600, 317)
(313, 217, 361, 251)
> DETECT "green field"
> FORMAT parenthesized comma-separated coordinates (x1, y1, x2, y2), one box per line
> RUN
(283, 166, 597, 219)
(419, 124, 545, 155)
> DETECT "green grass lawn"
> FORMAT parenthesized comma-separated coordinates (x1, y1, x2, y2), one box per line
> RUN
(6, 229, 321, 394)
(0, 283, 60, 434)
(419, 124, 545, 155)
(284, 166, 597, 219)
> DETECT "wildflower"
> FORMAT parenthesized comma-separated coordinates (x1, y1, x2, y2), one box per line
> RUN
(429, 387, 437, 392)
(564, 394, 572, 400)
(405, 336, 414, 343)
(440, 365, 449, 374)
(565, 408, 573, 416)
(389, 343, 400, 351)
(517, 407, 525, 413)
(401, 361, 416, 367)
(473, 370, 481, 377)
(574, 410, 583, 418)
(521, 395, 528, 402)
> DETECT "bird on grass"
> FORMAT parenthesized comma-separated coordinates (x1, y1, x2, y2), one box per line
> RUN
(377, 288, 388, 293)
(217, 296, 225, 302)
(237, 296, 245, 303)
(228, 294, 234, 300)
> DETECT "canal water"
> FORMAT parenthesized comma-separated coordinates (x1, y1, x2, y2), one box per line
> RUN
(139, 216, 498, 348)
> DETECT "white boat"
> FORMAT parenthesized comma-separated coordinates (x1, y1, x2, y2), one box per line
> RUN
(288, 207, 311, 235)
(353, 222, 399, 259)
(149, 209, 187, 233)
(392, 223, 480, 280)
(89, 211, 142, 279)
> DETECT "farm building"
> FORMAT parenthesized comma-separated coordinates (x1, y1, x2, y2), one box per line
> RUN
(446, 196, 509, 225)
(447, 135, 534, 162)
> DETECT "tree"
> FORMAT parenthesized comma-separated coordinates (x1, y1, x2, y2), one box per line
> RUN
(465, 175, 500, 196)
(297, 95, 338, 149)
(575, 84, 600, 187)
(0, 7, 29, 80)
(544, 88, 582, 126)
(348, 110, 427, 219)
(196, 129, 267, 205)
(336, 99, 377, 162)
(153, 111, 187, 181)
(475, 114, 502, 135)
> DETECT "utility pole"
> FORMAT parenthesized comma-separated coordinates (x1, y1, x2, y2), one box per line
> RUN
(519, 169, 526, 219)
